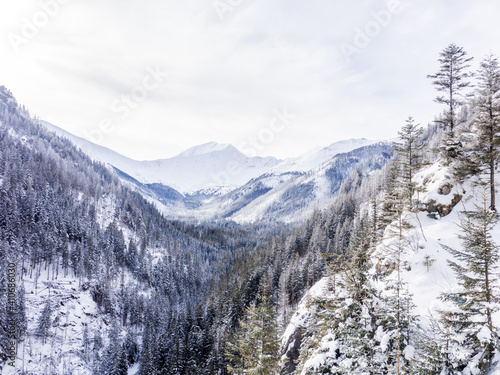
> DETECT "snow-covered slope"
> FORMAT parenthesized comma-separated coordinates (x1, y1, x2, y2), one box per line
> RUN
(269, 138, 379, 174)
(41, 120, 140, 174)
(215, 142, 392, 224)
(282, 159, 500, 373)
(3, 270, 104, 375)
(0, 86, 17, 109)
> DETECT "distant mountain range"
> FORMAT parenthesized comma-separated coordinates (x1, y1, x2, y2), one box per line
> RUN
(41, 121, 281, 194)
(40, 121, 392, 223)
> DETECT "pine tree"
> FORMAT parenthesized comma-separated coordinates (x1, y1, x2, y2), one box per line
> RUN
(380, 147, 419, 374)
(36, 298, 52, 344)
(382, 118, 425, 230)
(428, 44, 474, 161)
(381, 161, 403, 227)
(93, 329, 103, 369)
(15, 283, 27, 340)
(117, 345, 129, 375)
(139, 322, 156, 375)
(428, 44, 474, 132)
(440, 191, 500, 372)
(369, 196, 383, 246)
(83, 325, 91, 362)
(379, 208, 416, 375)
(380, 279, 416, 375)
(226, 290, 280, 375)
(392, 116, 426, 208)
(413, 314, 448, 374)
(457, 53, 500, 210)
(100, 322, 128, 375)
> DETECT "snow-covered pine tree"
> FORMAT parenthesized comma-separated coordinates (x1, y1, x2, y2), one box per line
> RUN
(440, 190, 500, 373)
(378, 203, 416, 375)
(392, 116, 426, 208)
(382, 117, 424, 228)
(381, 161, 402, 227)
(378, 118, 423, 373)
(117, 347, 128, 375)
(15, 282, 27, 342)
(378, 278, 416, 375)
(428, 44, 474, 160)
(139, 322, 156, 375)
(100, 321, 128, 375)
(455, 53, 500, 210)
(93, 330, 103, 371)
(82, 325, 91, 362)
(413, 313, 449, 374)
(36, 298, 52, 345)
(326, 224, 381, 374)
(370, 196, 384, 247)
(428, 44, 474, 132)
(382, 116, 426, 243)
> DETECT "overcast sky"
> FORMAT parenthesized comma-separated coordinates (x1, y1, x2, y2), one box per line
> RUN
(1, 0, 499, 160)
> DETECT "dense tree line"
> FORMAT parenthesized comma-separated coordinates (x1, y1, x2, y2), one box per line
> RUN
(0, 88, 262, 374)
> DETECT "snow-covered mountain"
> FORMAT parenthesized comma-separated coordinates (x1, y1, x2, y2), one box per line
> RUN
(40, 121, 280, 194)
(0, 87, 267, 374)
(40, 120, 391, 223)
(0, 88, 230, 374)
(193, 141, 392, 224)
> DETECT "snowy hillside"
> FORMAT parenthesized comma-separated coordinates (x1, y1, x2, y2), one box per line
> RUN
(281, 158, 500, 374)
(3, 270, 104, 375)
(0, 87, 17, 109)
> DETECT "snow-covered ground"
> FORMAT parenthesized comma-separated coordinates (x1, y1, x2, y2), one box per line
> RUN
(2, 191, 142, 375)
(3, 269, 102, 375)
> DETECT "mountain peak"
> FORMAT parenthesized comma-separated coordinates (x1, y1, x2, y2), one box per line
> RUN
(175, 142, 241, 158)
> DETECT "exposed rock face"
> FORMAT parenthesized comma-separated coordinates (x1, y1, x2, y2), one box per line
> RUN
(426, 193, 462, 218)
(281, 327, 302, 375)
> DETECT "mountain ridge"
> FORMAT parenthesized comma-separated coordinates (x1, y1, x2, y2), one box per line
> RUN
(39, 120, 282, 194)
(175, 141, 240, 158)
